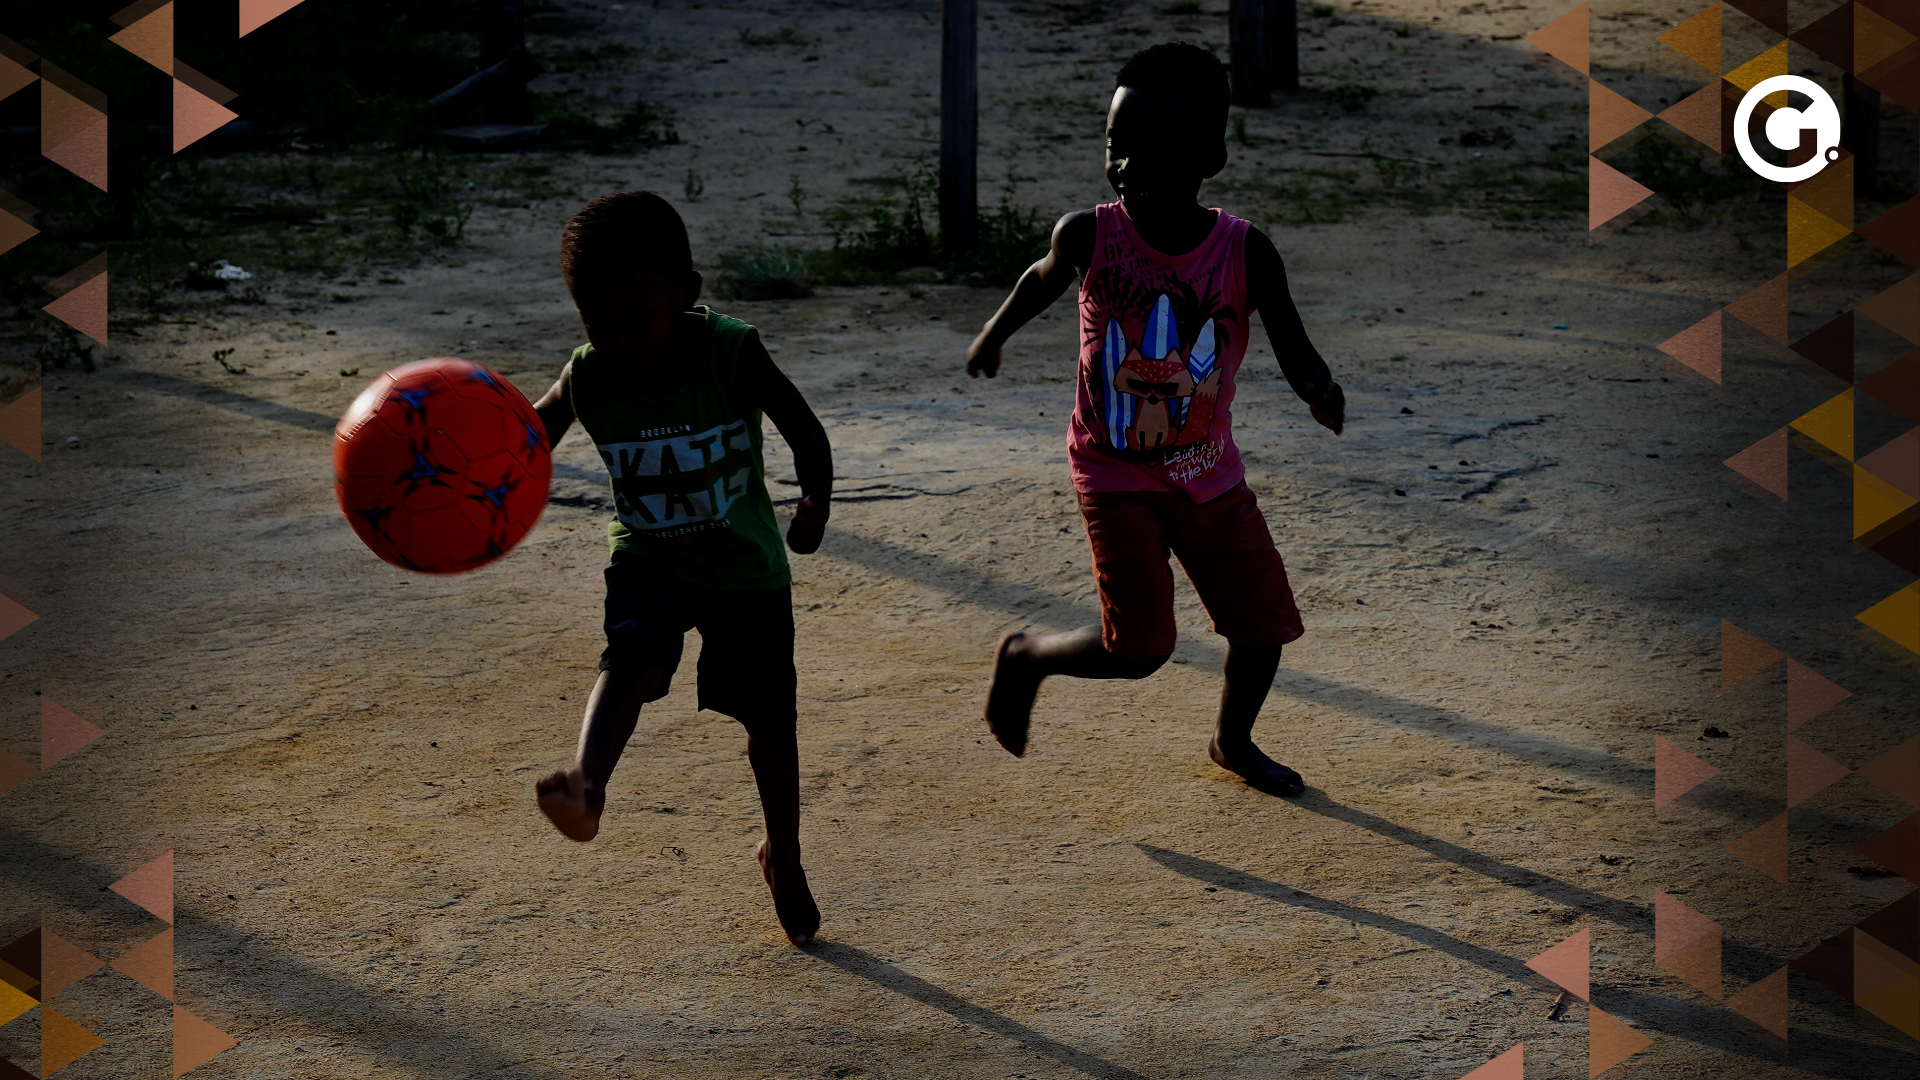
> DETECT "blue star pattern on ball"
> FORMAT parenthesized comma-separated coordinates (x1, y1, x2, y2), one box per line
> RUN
(356, 504, 396, 536)
(522, 421, 545, 455)
(398, 438, 460, 495)
(394, 386, 436, 423)
(465, 367, 502, 393)
(468, 475, 519, 517)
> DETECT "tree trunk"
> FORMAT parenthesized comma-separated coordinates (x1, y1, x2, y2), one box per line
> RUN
(1230, 0, 1270, 107)
(940, 0, 979, 253)
(1267, 0, 1298, 94)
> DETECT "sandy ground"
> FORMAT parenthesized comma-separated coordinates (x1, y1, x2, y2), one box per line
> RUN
(2, 0, 1918, 1077)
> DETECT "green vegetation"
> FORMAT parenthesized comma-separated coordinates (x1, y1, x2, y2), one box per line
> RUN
(0, 0, 675, 357)
(718, 165, 1051, 300)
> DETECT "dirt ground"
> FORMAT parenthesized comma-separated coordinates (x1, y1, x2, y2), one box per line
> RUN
(2, 0, 1918, 1078)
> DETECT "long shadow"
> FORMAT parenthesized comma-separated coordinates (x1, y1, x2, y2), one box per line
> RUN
(1136, 844, 1919, 1079)
(92, 367, 1857, 834)
(102, 368, 340, 434)
(0, 827, 560, 1079)
(811, 524, 1836, 834)
(808, 941, 1153, 1080)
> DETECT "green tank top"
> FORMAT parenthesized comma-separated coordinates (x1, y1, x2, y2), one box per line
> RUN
(566, 308, 791, 590)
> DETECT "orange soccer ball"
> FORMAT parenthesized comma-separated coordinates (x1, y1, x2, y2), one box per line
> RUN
(333, 358, 552, 574)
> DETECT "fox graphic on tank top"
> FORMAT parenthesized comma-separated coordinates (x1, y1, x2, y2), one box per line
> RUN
(1068, 201, 1251, 503)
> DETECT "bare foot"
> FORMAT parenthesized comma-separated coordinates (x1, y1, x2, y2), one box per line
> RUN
(756, 839, 821, 946)
(1208, 736, 1305, 797)
(535, 767, 605, 842)
(983, 630, 1041, 757)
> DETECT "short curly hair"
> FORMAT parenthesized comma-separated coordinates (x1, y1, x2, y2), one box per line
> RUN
(559, 189, 692, 293)
(1115, 43, 1230, 141)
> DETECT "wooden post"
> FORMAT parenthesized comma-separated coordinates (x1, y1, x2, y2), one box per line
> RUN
(1230, 0, 1270, 107)
(1267, 0, 1298, 94)
(940, 0, 979, 253)
(1843, 74, 1880, 196)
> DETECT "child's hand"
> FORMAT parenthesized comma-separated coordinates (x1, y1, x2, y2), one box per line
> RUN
(965, 334, 1002, 379)
(787, 495, 828, 554)
(1305, 382, 1345, 435)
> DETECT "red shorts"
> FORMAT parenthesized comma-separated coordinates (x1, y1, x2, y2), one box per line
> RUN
(1078, 480, 1305, 657)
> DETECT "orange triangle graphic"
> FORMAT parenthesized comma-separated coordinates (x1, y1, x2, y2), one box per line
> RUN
(41, 270, 107, 346)
(174, 1005, 237, 1076)
(110, 850, 174, 924)
(1655, 735, 1719, 806)
(1725, 272, 1789, 344)
(1527, 928, 1590, 999)
(239, 0, 308, 36)
(0, 208, 37, 257)
(1589, 1006, 1652, 1076)
(0, 54, 35, 103)
(0, 750, 33, 794)
(1726, 811, 1789, 883)
(1725, 425, 1787, 499)
(1659, 309, 1722, 382)
(1721, 619, 1783, 690)
(1858, 581, 1919, 655)
(1857, 734, 1920, 807)
(41, 697, 104, 769)
(1857, 274, 1920, 345)
(1785, 658, 1848, 730)
(1659, 4, 1722, 75)
(0, 593, 39, 642)
(1459, 1044, 1524, 1080)
(110, 926, 172, 1000)
(1788, 735, 1852, 807)
(1657, 926, 1723, 1000)
(109, 2, 173, 75)
(1655, 890, 1719, 960)
(41, 1005, 104, 1076)
(39, 78, 96, 154)
(0, 386, 40, 461)
(1528, 2, 1591, 74)
(173, 78, 238, 154)
(1589, 155, 1653, 230)
(39, 930, 102, 999)
(1726, 966, 1789, 1038)
(1658, 81, 1725, 150)
(1590, 79, 1654, 149)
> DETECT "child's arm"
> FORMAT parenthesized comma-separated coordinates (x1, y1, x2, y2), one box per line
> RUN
(738, 334, 833, 555)
(1245, 228, 1345, 435)
(530, 361, 576, 448)
(965, 209, 1096, 379)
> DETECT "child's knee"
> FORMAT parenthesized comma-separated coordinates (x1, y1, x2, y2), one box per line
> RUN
(1119, 653, 1171, 679)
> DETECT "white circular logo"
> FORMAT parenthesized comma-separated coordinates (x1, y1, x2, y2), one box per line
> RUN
(1734, 75, 1842, 183)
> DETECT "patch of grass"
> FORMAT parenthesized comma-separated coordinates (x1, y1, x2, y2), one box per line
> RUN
(739, 27, 810, 47)
(33, 323, 95, 374)
(532, 96, 681, 153)
(718, 165, 1051, 298)
(1324, 83, 1380, 113)
(545, 42, 638, 73)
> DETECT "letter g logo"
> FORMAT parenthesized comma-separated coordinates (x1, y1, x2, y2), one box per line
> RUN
(1734, 75, 1843, 183)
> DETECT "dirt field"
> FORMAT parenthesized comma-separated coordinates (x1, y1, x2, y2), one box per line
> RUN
(2, 0, 1917, 1077)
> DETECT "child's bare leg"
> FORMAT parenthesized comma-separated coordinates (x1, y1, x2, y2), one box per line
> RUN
(536, 667, 661, 841)
(743, 721, 819, 945)
(984, 624, 1168, 755)
(1207, 643, 1304, 796)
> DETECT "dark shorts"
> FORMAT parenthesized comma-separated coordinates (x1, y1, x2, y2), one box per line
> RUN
(1078, 480, 1305, 658)
(600, 550, 796, 728)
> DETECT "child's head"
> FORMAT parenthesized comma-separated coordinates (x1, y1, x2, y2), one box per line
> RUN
(560, 190, 701, 361)
(1106, 43, 1231, 204)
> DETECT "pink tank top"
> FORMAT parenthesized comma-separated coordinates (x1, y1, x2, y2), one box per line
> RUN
(1068, 201, 1251, 502)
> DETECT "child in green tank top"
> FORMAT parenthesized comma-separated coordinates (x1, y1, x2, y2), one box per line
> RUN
(530, 191, 834, 947)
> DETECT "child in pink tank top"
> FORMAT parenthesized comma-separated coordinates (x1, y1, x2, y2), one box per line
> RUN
(1071, 200, 1252, 501)
(963, 43, 1345, 801)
